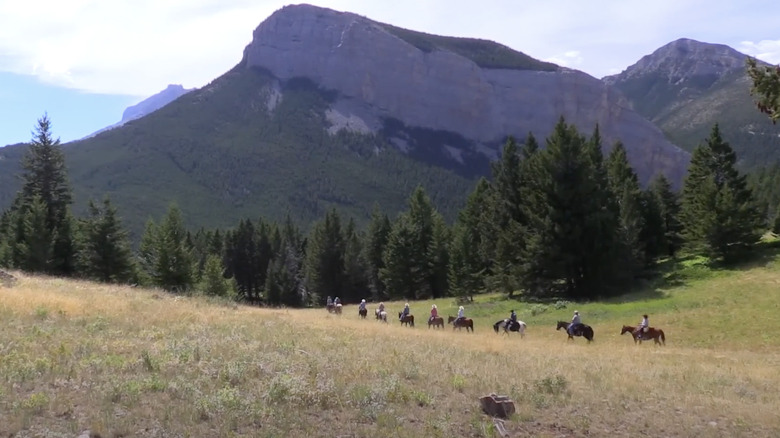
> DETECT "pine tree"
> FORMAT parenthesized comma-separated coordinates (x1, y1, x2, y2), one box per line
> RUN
(10, 115, 75, 274)
(649, 175, 682, 257)
(606, 141, 646, 268)
(223, 220, 262, 302)
(342, 218, 369, 303)
(680, 125, 763, 262)
(522, 119, 622, 299)
(448, 179, 490, 300)
(429, 214, 450, 299)
(304, 209, 345, 305)
(200, 254, 233, 298)
(363, 204, 392, 301)
(141, 204, 195, 292)
(17, 196, 52, 272)
(381, 213, 422, 300)
(77, 197, 134, 283)
(747, 57, 780, 123)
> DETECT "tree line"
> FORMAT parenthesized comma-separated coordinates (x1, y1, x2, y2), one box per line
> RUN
(0, 115, 771, 305)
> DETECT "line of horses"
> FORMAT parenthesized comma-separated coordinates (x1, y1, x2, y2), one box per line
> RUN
(349, 306, 665, 345)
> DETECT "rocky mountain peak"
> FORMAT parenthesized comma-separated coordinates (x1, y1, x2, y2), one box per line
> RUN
(604, 38, 747, 86)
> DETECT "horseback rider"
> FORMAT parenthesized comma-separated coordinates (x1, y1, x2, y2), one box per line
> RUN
(454, 305, 465, 326)
(334, 296, 341, 306)
(430, 304, 438, 323)
(508, 310, 518, 330)
(400, 303, 410, 321)
(634, 314, 649, 340)
(568, 310, 581, 337)
(358, 299, 367, 312)
(378, 302, 385, 313)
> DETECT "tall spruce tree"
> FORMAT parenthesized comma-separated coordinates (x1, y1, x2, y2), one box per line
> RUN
(381, 186, 439, 300)
(606, 141, 646, 269)
(364, 205, 392, 301)
(649, 175, 682, 257)
(680, 125, 763, 262)
(77, 197, 134, 283)
(305, 209, 345, 305)
(342, 218, 369, 303)
(11, 115, 75, 274)
(448, 179, 490, 300)
(17, 196, 52, 272)
(223, 219, 262, 302)
(522, 119, 622, 299)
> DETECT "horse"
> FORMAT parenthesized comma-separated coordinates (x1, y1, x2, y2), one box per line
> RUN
(448, 315, 474, 333)
(359, 308, 368, 319)
(493, 319, 526, 338)
(621, 325, 665, 345)
(398, 312, 415, 327)
(428, 316, 444, 329)
(334, 303, 342, 315)
(375, 309, 387, 323)
(556, 321, 594, 342)
(326, 303, 335, 313)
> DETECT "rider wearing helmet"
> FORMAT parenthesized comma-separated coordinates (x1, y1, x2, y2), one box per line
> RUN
(508, 310, 518, 330)
(334, 297, 341, 305)
(430, 304, 438, 323)
(400, 303, 410, 321)
(326, 296, 333, 306)
(358, 299, 367, 311)
(568, 310, 581, 337)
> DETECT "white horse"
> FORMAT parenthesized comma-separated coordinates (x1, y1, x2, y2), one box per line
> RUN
(493, 319, 526, 338)
(375, 308, 388, 323)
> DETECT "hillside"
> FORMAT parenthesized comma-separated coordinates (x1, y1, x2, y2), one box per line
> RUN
(1, 247, 779, 436)
(604, 38, 780, 168)
(0, 5, 690, 237)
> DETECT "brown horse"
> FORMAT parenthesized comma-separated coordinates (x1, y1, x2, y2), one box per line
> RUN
(398, 312, 415, 327)
(621, 325, 665, 345)
(448, 315, 474, 333)
(428, 316, 444, 329)
(359, 308, 368, 319)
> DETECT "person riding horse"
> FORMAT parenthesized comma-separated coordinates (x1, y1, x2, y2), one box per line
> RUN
(568, 311, 582, 337)
(634, 314, 649, 340)
(508, 309, 518, 331)
(453, 306, 465, 326)
(400, 303, 410, 321)
(429, 304, 438, 323)
(358, 299, 367, 312)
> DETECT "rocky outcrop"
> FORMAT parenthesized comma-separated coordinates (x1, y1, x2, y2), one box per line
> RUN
(242, 4, 689, 184)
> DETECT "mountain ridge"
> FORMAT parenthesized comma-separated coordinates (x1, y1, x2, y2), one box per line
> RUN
(603, 37, 780, 167)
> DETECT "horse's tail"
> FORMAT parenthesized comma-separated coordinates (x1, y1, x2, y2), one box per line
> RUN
(660, 329, 665, 345)
(493, 321, 500, 333)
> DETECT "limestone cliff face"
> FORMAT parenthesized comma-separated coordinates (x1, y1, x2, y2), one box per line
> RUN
(243, 4, 689, 184)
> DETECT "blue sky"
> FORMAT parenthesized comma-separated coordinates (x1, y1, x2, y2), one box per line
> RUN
(1, 0, 779, 147)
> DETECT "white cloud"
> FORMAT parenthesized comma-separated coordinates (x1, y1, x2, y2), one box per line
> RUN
(738, 40, 780, 64)
(1, 0, 779, 95)
(544, 51, 584, 68)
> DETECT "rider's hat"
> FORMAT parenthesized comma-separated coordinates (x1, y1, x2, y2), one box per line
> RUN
(574, 310, 579, 314)
(432, 304, 437, 308)
(459, 306, 464, 310)
(361, 299, 366, 303)
(405, 303, 409, 307)
(643, 314, 648, 318)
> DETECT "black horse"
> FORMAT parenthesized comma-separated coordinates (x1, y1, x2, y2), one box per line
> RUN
(556, 321, 594, 342)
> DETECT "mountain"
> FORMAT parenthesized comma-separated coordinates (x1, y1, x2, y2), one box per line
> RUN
(603, 38, 780, 168)
(86, 84, 192, 138)
(0, 4, 689, 237)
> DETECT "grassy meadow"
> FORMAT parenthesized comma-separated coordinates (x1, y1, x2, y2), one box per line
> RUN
(2, 251, 780, 437)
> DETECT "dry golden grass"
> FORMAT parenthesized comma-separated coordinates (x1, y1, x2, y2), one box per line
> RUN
(1, 268, 780, 437)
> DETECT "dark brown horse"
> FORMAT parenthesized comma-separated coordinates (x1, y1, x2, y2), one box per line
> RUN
(428, 316, 444, 329)
(398, 312, 415, 327)
(556, 321, 594, 342)
(621, 325, 665, 345)
(359, 308, 368, 319)
(448, 315, 474, 332)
